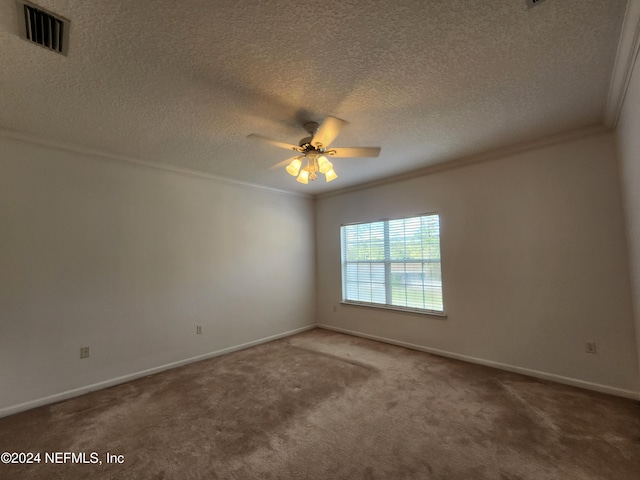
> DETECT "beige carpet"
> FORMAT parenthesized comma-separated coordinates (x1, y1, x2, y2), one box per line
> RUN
(1, 328, 639, 479)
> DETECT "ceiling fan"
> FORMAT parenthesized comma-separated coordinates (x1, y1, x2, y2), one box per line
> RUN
(247, 116, 381, 184)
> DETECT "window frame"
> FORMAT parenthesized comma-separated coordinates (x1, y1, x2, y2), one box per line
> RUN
(339, 213, 446, 318)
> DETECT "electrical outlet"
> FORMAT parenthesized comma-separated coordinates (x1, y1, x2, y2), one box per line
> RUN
(196, 325, 202, 335)
(80, 346, 90, 359)
(586, 342, 597, 354)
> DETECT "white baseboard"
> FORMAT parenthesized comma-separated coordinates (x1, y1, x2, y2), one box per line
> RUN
(4, 322, 636, 418)
(318, 324, 640, 401)
(0, 324, 317, 419)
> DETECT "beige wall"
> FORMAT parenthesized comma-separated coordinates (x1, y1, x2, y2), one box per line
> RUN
(316, 132, 639, 396)
(616, 51, 640, 386)
(3, 114, 639, 415)
(0, 136, 316, 415)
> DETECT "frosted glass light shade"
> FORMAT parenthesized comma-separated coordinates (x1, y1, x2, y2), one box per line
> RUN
(325, 168, 338, 182)
(297, 169, 310, 184)
(285, 158, 302, 176)
(317, 156, 331, 174)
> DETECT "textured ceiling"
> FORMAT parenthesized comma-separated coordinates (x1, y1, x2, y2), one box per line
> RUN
(0, 0, 628, 194)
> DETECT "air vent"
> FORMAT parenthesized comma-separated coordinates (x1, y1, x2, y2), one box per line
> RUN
(525, 0, 547, 8)
(17, 1, 70, 55)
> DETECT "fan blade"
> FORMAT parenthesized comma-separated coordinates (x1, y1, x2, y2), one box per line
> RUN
(247, 134, 301, 151)
(269, 156, 301, 170)
(328, 147, 381, 158)
(311, 116, 347, 148)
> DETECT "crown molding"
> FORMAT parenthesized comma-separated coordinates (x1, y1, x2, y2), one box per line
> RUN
(605, 0, 640, 128)
(317, 124, 611, 200)
(0, 128, 311, 199)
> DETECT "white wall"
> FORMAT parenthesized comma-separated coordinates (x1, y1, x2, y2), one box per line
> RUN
(316, 132, 639, 396)
(0, 136, 316, 415)
(616, 50, 640, 385)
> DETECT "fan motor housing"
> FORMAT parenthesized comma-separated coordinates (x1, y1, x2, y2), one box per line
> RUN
(303, 122, 319, 135)
(298, 136, 313, 148)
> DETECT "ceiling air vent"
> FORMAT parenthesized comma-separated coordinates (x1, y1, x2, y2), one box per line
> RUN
(17, 1, 70, 55)
(525, 0, 547, 8)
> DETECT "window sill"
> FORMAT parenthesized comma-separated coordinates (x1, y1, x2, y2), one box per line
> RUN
(340, 301, 447, 319)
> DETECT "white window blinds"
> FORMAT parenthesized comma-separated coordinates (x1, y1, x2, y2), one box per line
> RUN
(340, 214, 444, 314)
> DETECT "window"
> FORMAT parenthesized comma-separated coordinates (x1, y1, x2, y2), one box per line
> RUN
(340, 214, 444, 315)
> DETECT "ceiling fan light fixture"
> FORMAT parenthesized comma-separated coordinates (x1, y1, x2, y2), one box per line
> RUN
(325, 168, 338, 182)
(317, 155, 332, 174)
(249, 115, 380, 186)
(285, 157, 302, 176)
(296, 169, 310, 184)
